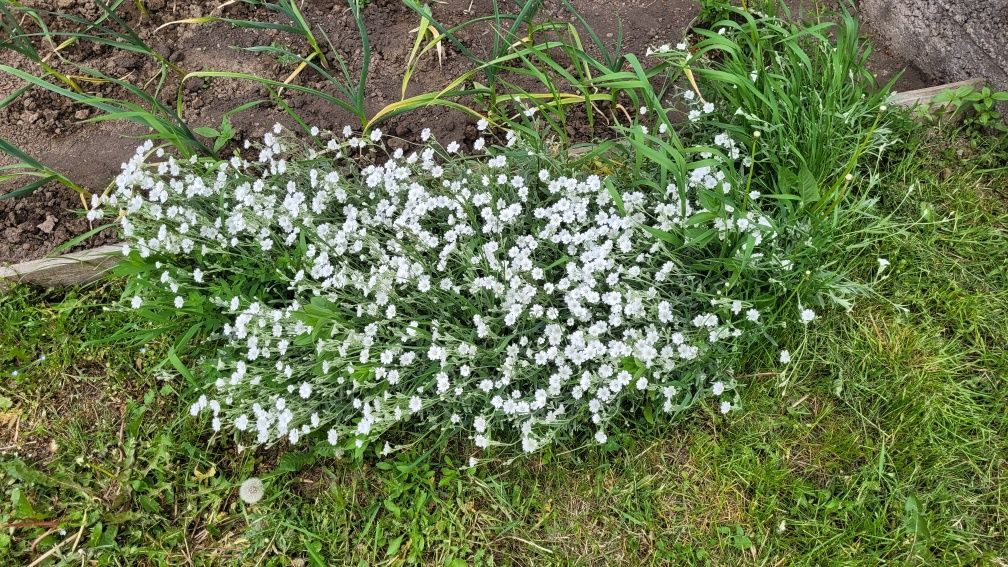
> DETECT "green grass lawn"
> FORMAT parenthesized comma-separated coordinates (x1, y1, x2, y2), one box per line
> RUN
(2, 125, 1006, 566)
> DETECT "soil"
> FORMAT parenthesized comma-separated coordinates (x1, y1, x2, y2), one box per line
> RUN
(0, 0, 930, 265)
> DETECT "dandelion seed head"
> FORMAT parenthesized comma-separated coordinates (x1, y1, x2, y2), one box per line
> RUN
(239, 477, 264, 504)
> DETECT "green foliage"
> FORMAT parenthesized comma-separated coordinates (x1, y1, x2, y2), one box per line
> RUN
(401, 0, 641, 140)
(928, 83, 1008, 131)
(98, 0, 919, 456)
(3, 134, 1008, 563)
(3, 1, 1008, 565)
(0, 0, 215, 199)
(685, 6, 897, 214)
(0, 1, 210, 156)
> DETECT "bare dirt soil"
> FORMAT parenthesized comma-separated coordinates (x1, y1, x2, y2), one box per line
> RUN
(0, 0, 928, 265)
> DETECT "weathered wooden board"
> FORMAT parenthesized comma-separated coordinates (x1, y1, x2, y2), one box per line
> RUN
(890, 78, 986, 109)
(0, 244, 122, 289)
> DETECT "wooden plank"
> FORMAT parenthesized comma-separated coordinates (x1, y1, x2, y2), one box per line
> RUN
(0, 244, 123, 289)
(891, 78, 986, 108)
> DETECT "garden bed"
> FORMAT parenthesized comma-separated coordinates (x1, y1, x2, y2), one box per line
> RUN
(0, 0, 929, 265)
(3, 2, 1008, 564)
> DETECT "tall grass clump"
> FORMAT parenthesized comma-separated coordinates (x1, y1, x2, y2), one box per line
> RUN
(678, 6, 897, 211)
(639, 6, 901, 310)
(94, 7, 902, 461)
(0, 1, 211, 157)
(0, 0, 216, 205)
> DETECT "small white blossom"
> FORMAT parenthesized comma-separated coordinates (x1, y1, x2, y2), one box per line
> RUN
(800, 308, 816, 325)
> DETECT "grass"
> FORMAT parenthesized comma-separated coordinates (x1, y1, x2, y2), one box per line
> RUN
(2, 124, 1006, 565)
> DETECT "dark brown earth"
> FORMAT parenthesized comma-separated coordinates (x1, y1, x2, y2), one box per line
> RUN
(0, 0, 929, 265)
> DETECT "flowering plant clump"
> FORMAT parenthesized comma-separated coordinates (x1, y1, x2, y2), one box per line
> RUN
(96, 112, 835, 461)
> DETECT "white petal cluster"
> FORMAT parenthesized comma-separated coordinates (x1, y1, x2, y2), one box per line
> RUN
(104, 123, 799, 455)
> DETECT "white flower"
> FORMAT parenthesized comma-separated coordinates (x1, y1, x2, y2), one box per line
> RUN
(476, 118, 489, 131)
(174, 296, 184, 309)
(239, 477, 264, 504)
(779, 350, 791, 364)
(877, 258, 890, 273)
(799, 308, 816, 325)
(131, 296, 143, 309)
(719, 401, 732, 414)
(420, 127, 432, 141)
(369, 129, 383, 142)
(110, 122, 822, 455)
